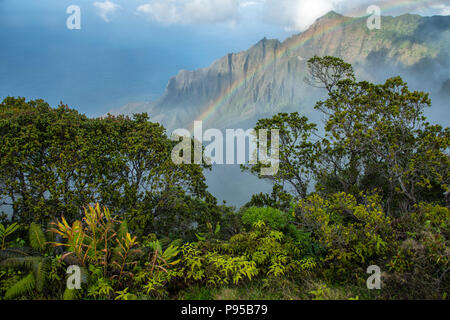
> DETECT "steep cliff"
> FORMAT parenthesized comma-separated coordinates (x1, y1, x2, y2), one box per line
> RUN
(117, 11, 450, 130)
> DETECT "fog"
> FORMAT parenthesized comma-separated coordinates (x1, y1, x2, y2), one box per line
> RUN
(202, 60, 449, 208)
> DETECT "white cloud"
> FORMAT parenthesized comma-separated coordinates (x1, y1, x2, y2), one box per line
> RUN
(94, 1, 121, 22)
(430, 4, 450, 16)
(137, 1, 181, 24)
(135, 0, 450, 29)
(136, 0, 241, 25)
(239, 1, 262, 8)
(262, 0, 450, 32)
(263, 0, 360, 32)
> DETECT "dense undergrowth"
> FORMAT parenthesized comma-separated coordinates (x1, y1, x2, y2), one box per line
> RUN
(0, 200, 447, 300)
(0, 57, 448, 300)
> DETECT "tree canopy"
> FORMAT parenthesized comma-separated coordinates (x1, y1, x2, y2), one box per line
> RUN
(244, 56, 449, 215)
(0, 97, 224, 238)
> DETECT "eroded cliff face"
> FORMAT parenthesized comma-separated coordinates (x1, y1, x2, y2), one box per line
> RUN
(117, 11, 450, 131)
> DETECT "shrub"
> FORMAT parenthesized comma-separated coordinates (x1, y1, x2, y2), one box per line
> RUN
(179, 242, 258, 286)
(135, 239, 183, 298)
(296, 192, 396, 279)
(384, 203, 449, 298)
(223, 221, 314, 278)
(0, 223, 57, 300)
(241, 207, 292, 230)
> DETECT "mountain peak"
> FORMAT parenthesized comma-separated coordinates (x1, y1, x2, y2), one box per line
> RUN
(117, 13, 449, 131)
(311, 11, 346, 28)
(320, 10, 344, 20)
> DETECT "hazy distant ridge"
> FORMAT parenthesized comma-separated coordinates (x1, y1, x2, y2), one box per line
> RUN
(115, 11, 450, 130)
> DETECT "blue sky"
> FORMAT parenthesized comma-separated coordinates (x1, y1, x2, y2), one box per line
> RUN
(0, 0, 448, 117)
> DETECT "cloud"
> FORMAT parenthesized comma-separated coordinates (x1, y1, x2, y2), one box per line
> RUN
(136, 0, 241, 25)
(264, 0, 339, 32)
(239, 1, 262, 8)
(135, 0, 450, 29)
(262, 0, 376, 32)
(93, 1, 121, 22)
(262, 0, 450, 32)
(429, 4, 450, 16)
(137, 1, 181, 24)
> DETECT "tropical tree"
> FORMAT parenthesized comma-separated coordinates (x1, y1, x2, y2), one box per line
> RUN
(306, 56, 449, 213)
(0, 97, 225, 237)
(242, 112, 319, 201)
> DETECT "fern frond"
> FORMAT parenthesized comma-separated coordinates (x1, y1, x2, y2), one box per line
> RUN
(29, 222, 47, 252)
(34, 257, 51, 293)
(0, 223, 20, 249)
(4, 273, 36, 300)
(170, 239, 183, 247)
(5, 223, 20, 236)
(0, 256, 42, 270)
(0, 247, 36, 261)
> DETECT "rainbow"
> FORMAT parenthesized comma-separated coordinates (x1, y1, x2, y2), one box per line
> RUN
(189, 0, 440, 130)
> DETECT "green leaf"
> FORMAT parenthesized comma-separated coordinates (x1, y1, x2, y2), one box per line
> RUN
(35, 257, 51, 293)
(5, 223, 19, 236)
(214, 223, 221, 235)
(4, 273, 36, 300)
(29, 223, 46, 252)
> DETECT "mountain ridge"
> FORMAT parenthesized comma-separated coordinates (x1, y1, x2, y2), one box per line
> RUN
(113, 11, 450, 131)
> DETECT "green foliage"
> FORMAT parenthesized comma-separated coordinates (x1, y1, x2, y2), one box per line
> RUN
(241, 206, 292, 230)
(51, 204, 141, 285)
(305, 55, 355, 92)
(306, 56, 449, 213)
(0, 255, 50, 299)
(29, 223, 46, 252)
(0, 97, 223, 239)
(309, 283, 332, 300)
(241, 112, 319, 200)
(35, 257, 51, 293)
(136, 239, 182, 298)
(0, 223, 19, 249)
(224, 221, 311, 278)
(247, 56, 449, 216)
(384, 203, 449, 298)
(179, 242, 258, 286)
(0, 57, 448, 300)
(112, 232, 140, 282)
(246, 184, 293, 211)
(296, 192, 395, 278)
(0, 222, 54, 300)
(87, 277, 114, 299)
(114, 288, 137, 300)
(4, 273, 35, 300)
(63, 287, 80, 300)
(182, 285, 214, 300)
